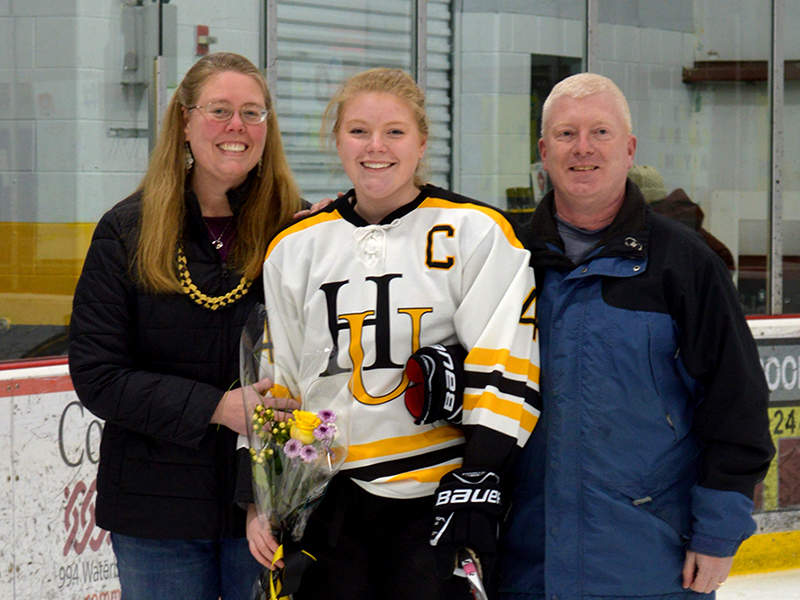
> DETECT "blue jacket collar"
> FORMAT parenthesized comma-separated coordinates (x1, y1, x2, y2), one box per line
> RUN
(528, 179, 650, 269)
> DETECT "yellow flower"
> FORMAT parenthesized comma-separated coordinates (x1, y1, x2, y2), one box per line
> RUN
(290, 410, 321, 445)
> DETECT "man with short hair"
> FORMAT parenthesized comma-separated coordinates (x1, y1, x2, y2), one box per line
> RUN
(499, 73, 774, 599)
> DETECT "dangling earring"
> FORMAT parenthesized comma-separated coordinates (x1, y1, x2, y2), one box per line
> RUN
(257, 157, 263, 178)
(185, 142, 194, 173)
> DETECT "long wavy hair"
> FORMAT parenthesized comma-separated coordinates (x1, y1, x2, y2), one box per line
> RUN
(320, 68, 431, 187)
(135, 52, 301, 292)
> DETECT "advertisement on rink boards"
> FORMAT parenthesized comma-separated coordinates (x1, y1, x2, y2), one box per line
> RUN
(752, 317, 800, 512)
(1, 363, 119, 600)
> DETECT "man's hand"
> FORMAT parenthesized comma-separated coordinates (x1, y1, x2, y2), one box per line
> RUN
(246, 504, 284, 569)
(682, 550, 734, 594)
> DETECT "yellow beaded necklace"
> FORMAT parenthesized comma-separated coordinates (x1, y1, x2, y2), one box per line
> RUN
(176, 246, 252, 310)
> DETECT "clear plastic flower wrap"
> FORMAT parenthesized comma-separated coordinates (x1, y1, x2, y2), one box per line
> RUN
(239, 303, 351, 599)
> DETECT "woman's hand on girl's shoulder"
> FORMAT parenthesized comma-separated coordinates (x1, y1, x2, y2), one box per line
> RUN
(292, 193, 342, 219)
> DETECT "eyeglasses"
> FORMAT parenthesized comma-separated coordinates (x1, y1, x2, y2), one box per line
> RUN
(188, 101, 268, 125)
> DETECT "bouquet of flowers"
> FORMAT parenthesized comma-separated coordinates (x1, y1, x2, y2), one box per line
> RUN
(240, 304, 351, 600)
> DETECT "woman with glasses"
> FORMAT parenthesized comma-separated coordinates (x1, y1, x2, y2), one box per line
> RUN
(68, 52, 302, 600)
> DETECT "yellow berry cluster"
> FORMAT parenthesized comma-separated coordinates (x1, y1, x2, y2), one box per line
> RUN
(251, 403, 294, 445)
(248, 445, 274, 465)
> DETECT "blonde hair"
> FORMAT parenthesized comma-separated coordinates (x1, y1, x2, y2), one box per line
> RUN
(136, 52, 301, 292)
(541, 73, 632, 136)
(320, 68, 430, 187)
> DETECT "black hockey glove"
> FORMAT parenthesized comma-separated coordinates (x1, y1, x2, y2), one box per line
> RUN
(405, 344, 467, 425)
(430, 468, 502, 581)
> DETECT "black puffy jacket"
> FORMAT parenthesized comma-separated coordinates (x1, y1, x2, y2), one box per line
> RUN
(68, 184, 263, 540)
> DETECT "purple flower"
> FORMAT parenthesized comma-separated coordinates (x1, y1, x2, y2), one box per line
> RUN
(313, 423, 337, 441)
(299, 445, 319, 463)
(284, 438, 303, 458)
(317, 409, 337, 423)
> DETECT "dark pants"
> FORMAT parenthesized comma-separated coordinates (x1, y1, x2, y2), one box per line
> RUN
(294, 476, 471, 600)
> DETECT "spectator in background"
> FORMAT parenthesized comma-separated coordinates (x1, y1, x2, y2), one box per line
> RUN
(628, 164, 736, 273)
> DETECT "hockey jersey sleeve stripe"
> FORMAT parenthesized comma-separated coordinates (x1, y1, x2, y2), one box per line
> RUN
(465, 346, 541, 382)
(345, 423, 464, 464)
(466, 369, 531, 399)
(464, 407, 539, 447)
(520, 409, 540, 434)
(466, 405, 538, 440)
(419, 197, 525, 250)
(265, 210, 343, 260)
(525, 386, 543, 412)
(463, 389, 538, 432)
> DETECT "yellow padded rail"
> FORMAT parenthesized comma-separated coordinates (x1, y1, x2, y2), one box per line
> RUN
(731, 530, 800, 575)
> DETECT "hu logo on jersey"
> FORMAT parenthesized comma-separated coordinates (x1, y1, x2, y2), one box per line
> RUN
(320, 273, 432, 405)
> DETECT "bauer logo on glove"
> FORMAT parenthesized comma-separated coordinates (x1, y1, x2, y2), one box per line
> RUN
(405, 344, 467, 425)
(430, 468, 503, 582)
(435, 485, 501, 507)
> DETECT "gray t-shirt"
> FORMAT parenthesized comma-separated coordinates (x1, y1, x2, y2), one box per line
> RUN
(556, 214, 609, 265)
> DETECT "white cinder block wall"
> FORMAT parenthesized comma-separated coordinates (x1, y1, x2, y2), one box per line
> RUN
(456, 8, 698, 209)
(455, 0, 800, 220)
(458, 11, 582, 208)
(0, 1, 262, 225)
(594, 22, 704, 202)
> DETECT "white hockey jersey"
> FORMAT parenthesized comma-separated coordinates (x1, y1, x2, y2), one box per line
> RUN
(263, 185, 540, 499)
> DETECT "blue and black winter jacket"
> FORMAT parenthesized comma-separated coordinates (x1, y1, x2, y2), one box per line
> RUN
(499, 181, 774, 600)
